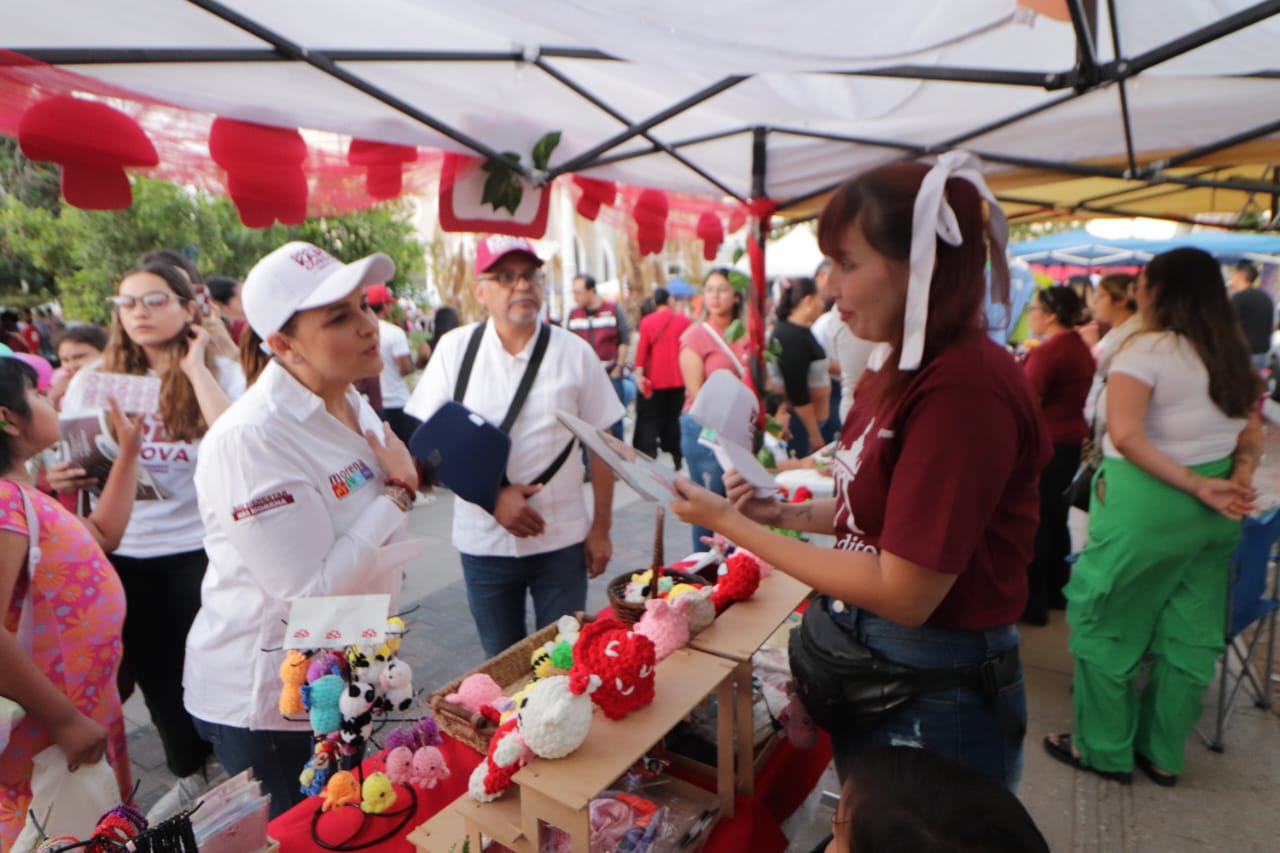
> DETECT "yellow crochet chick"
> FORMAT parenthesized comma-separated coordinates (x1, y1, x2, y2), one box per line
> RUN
(376, 617, 406, 660)
(360, 771, 397, 814)
(499, 681, 538, 724)
(321, 770, 361, 812)
(278, 650, 308, 716)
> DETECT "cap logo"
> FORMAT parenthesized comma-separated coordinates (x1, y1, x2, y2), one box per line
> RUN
(484, 235, 529, 255)
(289, 245, 338, 273)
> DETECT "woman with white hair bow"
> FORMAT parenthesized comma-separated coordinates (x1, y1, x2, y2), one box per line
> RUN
(671, 153, 1050, 790)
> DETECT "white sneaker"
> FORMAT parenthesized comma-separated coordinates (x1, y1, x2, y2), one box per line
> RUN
(145, 772, 206, 824)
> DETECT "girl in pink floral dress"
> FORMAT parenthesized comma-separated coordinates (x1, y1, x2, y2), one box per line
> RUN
(0, 357, 142, 845)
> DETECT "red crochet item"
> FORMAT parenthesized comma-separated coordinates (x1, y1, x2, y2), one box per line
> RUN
(571, 618, 656, 720)
(711, 551, 762, 613)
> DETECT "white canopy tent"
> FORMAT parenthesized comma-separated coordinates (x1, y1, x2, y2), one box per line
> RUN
(3, 0, 1280, 226)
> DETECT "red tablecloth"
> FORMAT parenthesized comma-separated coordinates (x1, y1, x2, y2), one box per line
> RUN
(269, 730, 831, 853)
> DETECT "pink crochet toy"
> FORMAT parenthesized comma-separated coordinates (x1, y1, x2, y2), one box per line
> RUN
(445, 672, 505, 714)
(409, 745, 451, 789)
(635, 597, 689, 662)
(383, 745, 414, 785)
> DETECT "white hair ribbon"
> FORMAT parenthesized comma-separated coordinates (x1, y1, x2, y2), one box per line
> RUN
(900, 150, 1009, 371)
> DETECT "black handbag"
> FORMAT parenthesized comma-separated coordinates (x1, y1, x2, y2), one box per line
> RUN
(788, 597, 1024, 743)
(1062, 444, 1099, 513)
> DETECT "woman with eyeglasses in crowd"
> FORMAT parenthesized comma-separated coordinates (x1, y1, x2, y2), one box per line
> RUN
(51, 261, 245, 821)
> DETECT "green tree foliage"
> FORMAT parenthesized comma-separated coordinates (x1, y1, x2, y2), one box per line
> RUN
(1, 173, 425, 323)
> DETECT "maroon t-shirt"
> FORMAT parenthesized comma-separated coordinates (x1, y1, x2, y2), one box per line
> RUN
(1023, 330, 1094, 445)
(832, 335, 1050, 630)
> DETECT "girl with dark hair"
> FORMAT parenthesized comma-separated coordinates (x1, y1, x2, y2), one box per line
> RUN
(0, 358, 142, 844)
(1046, 247, 1261, 787)
(53, 261, 246, 820)
(1021, 286, 1094, 625)
(677, 268, 751, 550)
(673, 153, 1047, 789)
(768, 276, 831, 458)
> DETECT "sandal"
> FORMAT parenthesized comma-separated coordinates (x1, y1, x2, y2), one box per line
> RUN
(1043, 734, 1133, 784)
(1135, 753, 1178, 787)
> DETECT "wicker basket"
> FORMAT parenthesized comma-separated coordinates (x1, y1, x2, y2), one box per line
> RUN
(607, 568, 708, 625)
(428, 611, 589, 753)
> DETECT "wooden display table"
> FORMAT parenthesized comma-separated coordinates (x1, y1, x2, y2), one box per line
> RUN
(687, 570, 812, 794)
(410, 647, 737, 853)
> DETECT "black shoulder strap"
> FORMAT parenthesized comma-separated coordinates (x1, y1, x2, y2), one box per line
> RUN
(453, 320, 487, 404)
(500, 322, 551, 434)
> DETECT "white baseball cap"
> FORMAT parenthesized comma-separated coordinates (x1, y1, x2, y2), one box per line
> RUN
(689, 371, 758, 451)
(242, 241, 396, 338)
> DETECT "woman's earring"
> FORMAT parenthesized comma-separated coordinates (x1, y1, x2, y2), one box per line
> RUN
(292, 356, 304, 365)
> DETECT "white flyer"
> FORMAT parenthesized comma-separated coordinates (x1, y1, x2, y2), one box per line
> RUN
(283, 594, 391, 650)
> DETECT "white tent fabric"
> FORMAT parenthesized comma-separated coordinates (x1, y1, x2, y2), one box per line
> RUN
(3, 0, 1279, 219)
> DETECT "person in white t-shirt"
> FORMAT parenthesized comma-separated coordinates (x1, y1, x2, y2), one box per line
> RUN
(54, 261, 245, 821)
(1047, 247, 1262, 788)
(183, 242, 423, 818)
(406, 235, 622, 658)
(365, 283, 422, 447)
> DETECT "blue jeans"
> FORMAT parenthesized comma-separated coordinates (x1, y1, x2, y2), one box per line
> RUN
(821, 378, 843, 444)
(459, 543, 588, 658)
(193, 717, 315, 819)
(679, 412, 726, 551)
(609, 376, 628, 440)
(826, 604, 1026, 791)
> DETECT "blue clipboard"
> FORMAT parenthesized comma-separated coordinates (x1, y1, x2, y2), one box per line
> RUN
(409, 401, 510, 513)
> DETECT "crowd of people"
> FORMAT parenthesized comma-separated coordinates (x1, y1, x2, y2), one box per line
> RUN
(0, 157, 1271, 850)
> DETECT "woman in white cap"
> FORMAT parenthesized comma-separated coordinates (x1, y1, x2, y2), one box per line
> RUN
(671, 155, 1046, 791)
(55, 261, 245, 821)
(182, 242, 423, 818)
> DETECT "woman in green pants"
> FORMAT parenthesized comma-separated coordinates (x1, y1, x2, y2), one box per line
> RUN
(1045, 248, 1263, 786)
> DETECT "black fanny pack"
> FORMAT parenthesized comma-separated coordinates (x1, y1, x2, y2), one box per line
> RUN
(788, 596, 1025, 744)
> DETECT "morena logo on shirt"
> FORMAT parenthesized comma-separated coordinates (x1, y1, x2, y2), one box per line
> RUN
(328, 460, 376, 499)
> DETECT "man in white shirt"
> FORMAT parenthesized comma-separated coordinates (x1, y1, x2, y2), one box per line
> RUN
(406, 236, 623, 657)
(367, 283, 421, 447)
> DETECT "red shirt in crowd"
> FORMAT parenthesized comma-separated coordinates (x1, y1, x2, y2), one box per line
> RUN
(635, 307, 692, 390)
(1022, 330, 1094, 445)
(831, 334, 1050, 631)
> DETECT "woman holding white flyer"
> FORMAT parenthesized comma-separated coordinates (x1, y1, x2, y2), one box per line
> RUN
(53, 260, 245, 820)
(183, 242, 423, 817)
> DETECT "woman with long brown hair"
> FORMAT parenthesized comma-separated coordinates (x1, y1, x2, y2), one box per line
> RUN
(672, 153, 1048, 789)
(1046, 248, 1261, 786)
(55, 261, 245, 819)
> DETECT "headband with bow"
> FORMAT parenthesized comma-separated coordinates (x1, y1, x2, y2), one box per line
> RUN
(900, 150, 1010, 371)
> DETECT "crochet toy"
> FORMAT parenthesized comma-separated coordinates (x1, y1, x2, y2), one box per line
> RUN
(385, 716, 442, 752)
(376, 616, 406, 661)
(360, 771, 397, 814)
(379, 659, 415, 712)
(301, 674, 345, 736)
(674, 585, 716, 635)
(339, 680, 376, 751)
(531, 643, 556, 680)
(635, 597, 689, 662)
(321, 770, 361, 812)
(778, 681, 818, 749)
(384, 745, 414, 785)
(711, 550, 762, 614)
(409, 745, 451, 789)
(299, 739, 338, 796)
(571, 618, 656, 721)
(468, 674, 599, 802)
(307, 650, 346, 683)
(497, 680, 539, 724)
(279, 650, 309, 716)
(445, 673, 505, 714)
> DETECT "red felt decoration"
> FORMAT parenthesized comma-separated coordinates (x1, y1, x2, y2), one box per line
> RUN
(438, 152, 551, 239)
(633, 189, 669, 256)
(209, 117, 308, 228)
(572, 175, 616, 221)
(696, 210, 725, 261)
(570, 618, 656, 720)
(17, 95, 158, 210)
(348, 139, 418, 200)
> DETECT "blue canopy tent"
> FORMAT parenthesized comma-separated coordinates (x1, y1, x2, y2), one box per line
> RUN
(1011, 229, 1280, 268)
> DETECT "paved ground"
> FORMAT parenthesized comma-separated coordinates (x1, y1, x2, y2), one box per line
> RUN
(126, 428, 1280, 851)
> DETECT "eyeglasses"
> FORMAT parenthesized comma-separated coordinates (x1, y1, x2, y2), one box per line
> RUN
(479, 269, 546, 288)
(108, 291, 182, 311)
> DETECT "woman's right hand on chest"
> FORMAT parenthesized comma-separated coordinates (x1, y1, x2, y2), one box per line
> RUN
(364, 423, 420, 491)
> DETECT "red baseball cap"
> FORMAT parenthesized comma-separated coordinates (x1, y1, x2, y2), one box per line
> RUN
(365, 283, 394, 305)
(475, 235, 544, 275)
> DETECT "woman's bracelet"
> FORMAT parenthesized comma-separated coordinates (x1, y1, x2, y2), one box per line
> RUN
(385, 476, 418, 495)
(383, 485, 413, 513)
